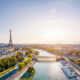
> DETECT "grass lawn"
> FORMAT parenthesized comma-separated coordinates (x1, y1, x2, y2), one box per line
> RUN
(74, 58, 80, 62)
(70, 58, 80, 66)
(0, 67, 14, 76)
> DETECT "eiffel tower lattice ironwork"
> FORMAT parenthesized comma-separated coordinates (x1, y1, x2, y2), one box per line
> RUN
(9, 29, 13, 46)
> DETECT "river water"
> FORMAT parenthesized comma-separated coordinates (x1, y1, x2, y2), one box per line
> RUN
(32, 49, 74, 80)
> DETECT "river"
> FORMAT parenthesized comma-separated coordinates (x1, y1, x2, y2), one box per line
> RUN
(32, 49, 74, 80)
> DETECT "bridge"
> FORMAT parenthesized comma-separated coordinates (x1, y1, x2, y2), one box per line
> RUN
(38, 56, 57, 58)
(37, 59, 56, 62)
(37, 56, 57, 62)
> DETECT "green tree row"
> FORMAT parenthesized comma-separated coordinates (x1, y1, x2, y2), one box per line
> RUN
(0, 56, 17, 72)
(18, 58, 32, 70)
(0, 52, 24, 72)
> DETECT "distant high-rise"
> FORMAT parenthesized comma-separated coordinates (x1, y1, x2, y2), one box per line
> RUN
(8, 30, 13, 46)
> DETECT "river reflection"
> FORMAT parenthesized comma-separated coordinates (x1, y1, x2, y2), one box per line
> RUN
(32, 62, 69, 80)
(32, 49, 71, 80)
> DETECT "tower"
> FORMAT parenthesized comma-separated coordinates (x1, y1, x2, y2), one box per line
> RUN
(9, 29, 13, 46)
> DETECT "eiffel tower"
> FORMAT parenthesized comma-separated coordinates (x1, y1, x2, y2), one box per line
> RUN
(8, 29, 13, 47)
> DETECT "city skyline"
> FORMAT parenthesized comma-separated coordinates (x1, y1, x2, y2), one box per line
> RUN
(0, 0, 80, 44)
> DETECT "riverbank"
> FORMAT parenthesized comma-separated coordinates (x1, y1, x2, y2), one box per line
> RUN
(20, 67, 35, 80)
(7, 61, 35, 80)
(0, 67, 14, 77)
(0, 68, 18, 80)
(64, 57, 80, 76)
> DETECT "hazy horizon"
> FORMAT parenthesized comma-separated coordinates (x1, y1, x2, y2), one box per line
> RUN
(0, 0, 80, 44)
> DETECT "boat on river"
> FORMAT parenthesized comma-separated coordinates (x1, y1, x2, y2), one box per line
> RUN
(76, 76, 80, 80)
(62, 66, 77, 79)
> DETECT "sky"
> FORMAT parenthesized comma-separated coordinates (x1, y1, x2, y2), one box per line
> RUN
(0, 0, 80, 44)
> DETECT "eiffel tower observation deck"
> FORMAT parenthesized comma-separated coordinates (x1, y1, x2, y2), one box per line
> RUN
(8, 29, 13, 47)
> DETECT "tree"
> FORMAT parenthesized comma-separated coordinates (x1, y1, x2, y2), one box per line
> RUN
(24, 60, 29, 65)
(0, 56, 18, 72)
(34, 50, 39, 55)
(27, 54, 32, 58)
(28, 48, 34, 53)
(18, 57, 24, 62)
(27, 58, 32, 62)
(28, 66, 35, 75)
(18, 63, 25, 70)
